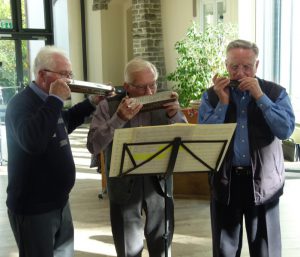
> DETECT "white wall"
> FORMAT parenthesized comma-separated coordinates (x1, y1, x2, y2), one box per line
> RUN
(53, 0, 84, 104)
(67, 0, 84, 104)
(223, 0, 238, 24)
(67, 0, 255, 93)
(53, 0, 69, 52)
(83, 0, 128, 87)
(67, 0, 83, 81)
(100, 1, 126, 86)
(85, 0, 103, 84)
(161, 0, 196, 79)
(237, 0, 256, 41)
(82, 0, 197, 88)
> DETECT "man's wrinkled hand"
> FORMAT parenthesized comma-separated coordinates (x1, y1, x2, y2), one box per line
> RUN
(49, 78, 71, 101)
(212, 74, 230, 104)
(163, 91, 180, 118)
(238, 77, 263, 100)
(116, 96, 143, 121)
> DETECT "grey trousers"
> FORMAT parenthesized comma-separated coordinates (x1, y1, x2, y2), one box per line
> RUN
(109, 176, 174, 257)
(210, 174, 281, 257)
(8, 201, 74, 257)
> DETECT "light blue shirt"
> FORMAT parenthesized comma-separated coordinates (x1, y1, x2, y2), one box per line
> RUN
(198, 87, 295, 166)
(29, 81, 64, 103)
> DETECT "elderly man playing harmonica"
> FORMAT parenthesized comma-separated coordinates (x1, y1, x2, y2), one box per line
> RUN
(5, 45, 103, 257)
(87, 58, 187, 257)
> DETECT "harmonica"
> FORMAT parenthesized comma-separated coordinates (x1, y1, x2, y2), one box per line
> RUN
(229, 80, 240, 88)
(68, 80, 115, 95)
(132, 91, 176, 112)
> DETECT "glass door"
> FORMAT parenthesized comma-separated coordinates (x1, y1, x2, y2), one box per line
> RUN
(0, 40, 16, 105)
(0, 0, 53, 105)
(0, 0, 53, 163)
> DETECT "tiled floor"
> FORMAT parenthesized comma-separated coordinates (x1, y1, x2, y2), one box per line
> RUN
(1, 126, 300, 257)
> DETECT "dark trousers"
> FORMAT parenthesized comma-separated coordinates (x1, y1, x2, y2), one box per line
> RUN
(8, 202, 74, 257)
(210, 173, 281, 257)
(109, 176, 174, 257)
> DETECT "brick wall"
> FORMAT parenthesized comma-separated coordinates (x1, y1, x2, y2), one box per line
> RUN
(132, 0, 166, 88)
(94, 0, 167, 88)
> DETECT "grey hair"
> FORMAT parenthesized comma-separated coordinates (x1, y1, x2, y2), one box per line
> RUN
(33, 45, 70, 79)
(124, 58, 158, 84)
(226, 39, 259, 57)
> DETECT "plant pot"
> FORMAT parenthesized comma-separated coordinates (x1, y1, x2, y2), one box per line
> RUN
(182, 108, 198, 124)
(189, 99, 201, 110)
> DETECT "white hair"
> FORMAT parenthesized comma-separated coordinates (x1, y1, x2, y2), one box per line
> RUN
(124, 58, 158, 84)
(33, 45, 70, 79)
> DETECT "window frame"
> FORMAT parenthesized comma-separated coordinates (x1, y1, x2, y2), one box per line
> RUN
(256, 0, 300, 123)
(0, 0, 54, 90)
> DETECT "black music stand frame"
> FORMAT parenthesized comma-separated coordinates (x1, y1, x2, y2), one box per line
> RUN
(116, 137, 227, 257)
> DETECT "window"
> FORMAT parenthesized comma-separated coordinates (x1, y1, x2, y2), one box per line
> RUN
(256, 0, 300, 122)
(0, 0, 53, 105)
(21, 0, 46, 29)
(280, 0, 300, 122)
(199, 0, 226, 29)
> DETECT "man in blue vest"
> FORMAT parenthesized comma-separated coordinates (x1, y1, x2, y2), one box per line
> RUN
(198, 39, 295, 257)
(87, 58, 187, 257)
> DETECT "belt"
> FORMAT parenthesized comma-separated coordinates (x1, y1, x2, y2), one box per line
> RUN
(232, 166, 252, 176)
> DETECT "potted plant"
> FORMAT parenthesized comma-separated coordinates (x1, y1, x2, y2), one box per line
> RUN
(167, 22, 238, 109)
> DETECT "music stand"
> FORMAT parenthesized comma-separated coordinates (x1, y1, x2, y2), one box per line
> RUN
(109, 123, 236, 257)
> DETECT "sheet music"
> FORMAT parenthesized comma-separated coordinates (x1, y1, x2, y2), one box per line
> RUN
(109, 123, 236, 177)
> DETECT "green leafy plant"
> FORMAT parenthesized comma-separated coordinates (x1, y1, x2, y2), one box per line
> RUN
(167, 22, 237, 107)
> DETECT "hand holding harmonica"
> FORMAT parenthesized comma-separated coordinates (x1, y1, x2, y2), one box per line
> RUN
(228, 80, 240, 88)
(49, 78, 71, 100)
(234, 77, 263, 100)
(116, 91, 178, 121)
(212, 74, 231, 104)
(116, 96, 143, 121)
(131, 91, 176, 112)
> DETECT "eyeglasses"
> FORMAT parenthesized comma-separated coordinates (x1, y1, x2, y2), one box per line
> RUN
(43, 69, 74, 79)
(228, 63, 256, 73)
(129, 82, 157, 92)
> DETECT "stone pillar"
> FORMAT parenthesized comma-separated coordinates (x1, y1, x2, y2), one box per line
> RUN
(132, 0, 166, 89)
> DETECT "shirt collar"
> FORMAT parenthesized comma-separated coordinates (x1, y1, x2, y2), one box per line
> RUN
(29, 81, 48, 101)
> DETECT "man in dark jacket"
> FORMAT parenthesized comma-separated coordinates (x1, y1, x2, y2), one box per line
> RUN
(5, 45, 100, 257)
(198, 39, 295, 257)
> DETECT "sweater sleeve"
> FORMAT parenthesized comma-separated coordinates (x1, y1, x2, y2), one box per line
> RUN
(87, 99, 127, 155)
(62, 98, 95, 134)
(5, 92, 64, 154)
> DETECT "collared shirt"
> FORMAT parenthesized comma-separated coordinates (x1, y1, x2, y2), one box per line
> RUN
(29, 81, 63, 103)
(29, 81, 48, 101)
(198, 87, 295, 166)
(29, 81, 68, 148)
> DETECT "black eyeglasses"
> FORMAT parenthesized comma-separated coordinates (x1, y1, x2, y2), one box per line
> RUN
(129, 82, 157, 92)
(43, 69, 74, 79)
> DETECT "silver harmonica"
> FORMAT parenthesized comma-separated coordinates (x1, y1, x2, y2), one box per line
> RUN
(132, 91, 176, 112)
(68, 80, 115, 95)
